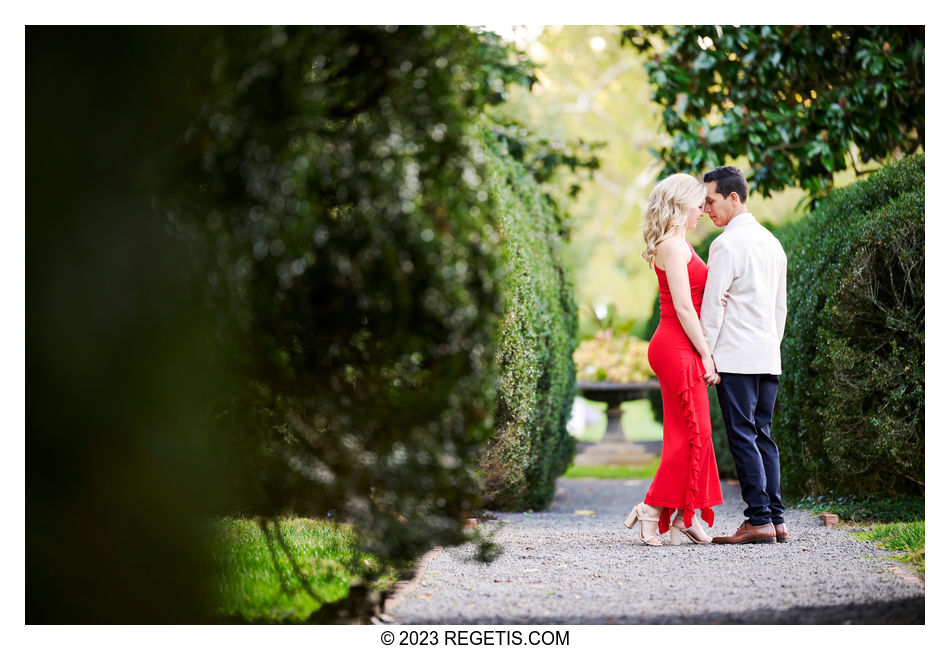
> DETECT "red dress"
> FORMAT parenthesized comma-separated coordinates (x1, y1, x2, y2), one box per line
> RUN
(645, 244, 723, 533)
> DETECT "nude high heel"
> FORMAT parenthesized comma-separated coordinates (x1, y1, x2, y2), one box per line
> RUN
(669, 526, 683, 545)
(624, 502, 662, 546)
(670, 513, 712, 544)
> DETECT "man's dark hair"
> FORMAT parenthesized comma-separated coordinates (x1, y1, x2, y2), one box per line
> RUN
(703, 166, 748, 204)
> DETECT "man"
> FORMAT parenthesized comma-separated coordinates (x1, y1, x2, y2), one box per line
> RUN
(700, 166, 788, 545)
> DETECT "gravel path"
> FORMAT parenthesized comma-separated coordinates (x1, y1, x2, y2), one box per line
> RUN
(389, 478, 924, 624)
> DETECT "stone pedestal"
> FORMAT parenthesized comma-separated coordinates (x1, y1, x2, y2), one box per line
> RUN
(572, 441, 657, 466)
(574, 380, 662, 466)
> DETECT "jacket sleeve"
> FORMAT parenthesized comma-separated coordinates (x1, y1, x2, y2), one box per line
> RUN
(701, 237, 734, 357)
(775, 248, 787, 342)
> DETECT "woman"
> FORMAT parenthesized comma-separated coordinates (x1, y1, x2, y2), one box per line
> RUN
(624, 173, 723, 546)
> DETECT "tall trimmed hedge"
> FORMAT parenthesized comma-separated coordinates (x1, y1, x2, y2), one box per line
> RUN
(774, 154, 924, 497)
(166, 27, 541, 570)
(29, 24, 581, 621)
(479, 129, 579, 511)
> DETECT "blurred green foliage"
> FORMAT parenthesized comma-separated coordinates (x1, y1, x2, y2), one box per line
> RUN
(27, 27, 227, 622)
(624, 26, 924, 202)
(29, 25, 583, 621)
(479, 129, 579, 511)
(493, 26, 667, 332)
(496, 27, 813, 341)
(773, 154, 924, 497)
(167, 25, 539, 570)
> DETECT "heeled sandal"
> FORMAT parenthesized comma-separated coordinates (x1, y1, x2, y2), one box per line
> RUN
(624, 502, 662, 546)
(669, 514, 712, 545)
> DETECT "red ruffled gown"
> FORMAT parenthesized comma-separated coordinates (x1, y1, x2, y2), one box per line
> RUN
(645, 243, 723, 534)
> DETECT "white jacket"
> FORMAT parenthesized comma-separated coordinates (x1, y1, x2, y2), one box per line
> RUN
(700, 213, 787, 375)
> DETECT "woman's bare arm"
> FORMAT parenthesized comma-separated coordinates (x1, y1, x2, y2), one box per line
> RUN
(655, 239, 719, 384)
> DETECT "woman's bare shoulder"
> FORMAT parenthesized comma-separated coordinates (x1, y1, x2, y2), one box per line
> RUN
(654, 238, 690, 269)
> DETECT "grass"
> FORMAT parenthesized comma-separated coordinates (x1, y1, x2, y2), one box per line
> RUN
(855, 521, 925, 578)
(571, 397, 663, 443)
(206, 517, 395, 622)
(563, 459, 659, 480)
(795, 493, 925, 579)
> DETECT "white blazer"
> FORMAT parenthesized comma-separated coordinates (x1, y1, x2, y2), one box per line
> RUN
(700, 213, 787, 375)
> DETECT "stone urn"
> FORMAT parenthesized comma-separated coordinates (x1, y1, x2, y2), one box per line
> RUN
(574, 379, 661, 466)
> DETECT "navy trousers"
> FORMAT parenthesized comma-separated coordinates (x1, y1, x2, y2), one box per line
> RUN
(716, 373, 785, 526)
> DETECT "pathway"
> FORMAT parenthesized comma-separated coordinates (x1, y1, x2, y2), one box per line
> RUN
(388, 478, 924, 624)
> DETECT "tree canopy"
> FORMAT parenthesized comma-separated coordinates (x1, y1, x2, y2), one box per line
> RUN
(623, 25, 924, 201)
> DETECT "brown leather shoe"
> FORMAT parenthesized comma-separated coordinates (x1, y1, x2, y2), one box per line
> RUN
(711, 521, 776, 544)
(774, 522, 788, 543)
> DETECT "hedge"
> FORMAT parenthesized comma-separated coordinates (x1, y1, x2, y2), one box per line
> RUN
(774, 154, 924, 497)
(164, 26, 539, 573)
(169, 25, 578, 556)
(479, 128, 579, 511)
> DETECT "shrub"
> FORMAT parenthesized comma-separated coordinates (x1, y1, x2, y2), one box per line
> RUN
(774, 154, 924, 497)
(167, 27, 539, 573)
(795, 493, 925, 523)
(478, 130, 579, 511)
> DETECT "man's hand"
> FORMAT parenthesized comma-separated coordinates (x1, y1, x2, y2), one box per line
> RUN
(701, 354, 721, 386)
(720, 291, 731, 307)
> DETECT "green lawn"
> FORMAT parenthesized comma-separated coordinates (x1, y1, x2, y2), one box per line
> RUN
(572, 397, 663, 443)
(207, 517, 393, 622)
(855, 520, 925, 578)
(563, 459, 659, 480)
(795, 494, 925, 579)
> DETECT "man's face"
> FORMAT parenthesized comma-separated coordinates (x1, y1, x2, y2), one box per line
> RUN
(704, 181, 732, 228)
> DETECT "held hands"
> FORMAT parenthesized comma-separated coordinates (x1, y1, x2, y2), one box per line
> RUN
(702, 354, 720, 386)
(707, 292, 728, 385)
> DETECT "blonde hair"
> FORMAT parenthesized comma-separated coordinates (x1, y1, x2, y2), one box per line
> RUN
(641, 173, 706, 267)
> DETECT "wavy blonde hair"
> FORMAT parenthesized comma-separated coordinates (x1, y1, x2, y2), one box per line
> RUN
(641, 173, 706, 267)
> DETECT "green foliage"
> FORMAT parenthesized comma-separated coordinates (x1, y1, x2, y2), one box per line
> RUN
(27, 27, 230, 623)
(774, 154, 924, 497)
(28, 24, 579, 621)
(855, 520, 925, 577)
(795, 494, 924, 523)
(479, 129, 579, 511)
(496, 26, 669, 331)
(855, 520, 925, 550)
(167, 26, 540, 575)
(489, 120, 602, 200)
(624, 26, 924, 201)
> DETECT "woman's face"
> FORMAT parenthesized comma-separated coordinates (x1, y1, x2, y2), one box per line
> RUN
(685, 200, 704, 230)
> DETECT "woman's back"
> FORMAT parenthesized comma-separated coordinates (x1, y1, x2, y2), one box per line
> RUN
(653, 243, 707, 344)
